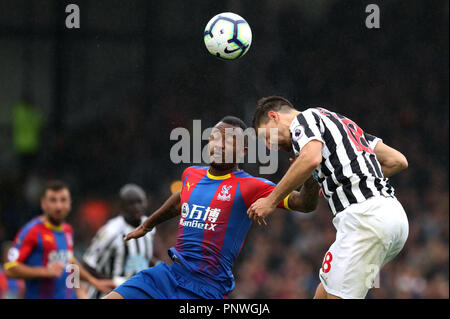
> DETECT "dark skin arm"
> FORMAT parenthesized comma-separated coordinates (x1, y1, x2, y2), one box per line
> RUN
(252, 159, 320, 227)
(124, 175, 319, 234)
(248, 141, 323, 223)
(124, 191, 181, 241)
(287, 175, 320, 213)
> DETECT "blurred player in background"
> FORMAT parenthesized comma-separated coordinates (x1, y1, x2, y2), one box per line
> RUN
(82, 183, 157, 298)
(0, 241, 25, 298)
(248, 96, 409, 299)
(104, 115, 320, 299)
(3, 180, 116, 299)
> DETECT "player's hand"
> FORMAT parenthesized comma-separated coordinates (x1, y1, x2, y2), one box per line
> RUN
(247, 197, 277, 225)
(46, 262, 65, 278)
(91, 278, 116, 293)
(124, 225, 149, 241)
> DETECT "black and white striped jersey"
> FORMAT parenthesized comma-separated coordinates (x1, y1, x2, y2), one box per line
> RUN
(82, 215, 156, 298)
(290, 107, 395, 215)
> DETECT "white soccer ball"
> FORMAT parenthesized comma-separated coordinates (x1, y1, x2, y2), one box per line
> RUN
(204, 12, 252, 61)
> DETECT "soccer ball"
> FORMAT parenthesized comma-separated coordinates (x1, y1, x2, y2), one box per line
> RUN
(204, 12, 252, 61)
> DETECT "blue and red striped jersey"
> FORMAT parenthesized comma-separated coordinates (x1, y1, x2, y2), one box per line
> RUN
(4, 217, 76, 299)
(169, 166, 290, 295)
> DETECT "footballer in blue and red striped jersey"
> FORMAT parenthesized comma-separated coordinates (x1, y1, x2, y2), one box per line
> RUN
(4, 180, 116, 299)
(108, 116, 319, 299)
(171, 166, 289, 294)
(5, 217, 76, 299)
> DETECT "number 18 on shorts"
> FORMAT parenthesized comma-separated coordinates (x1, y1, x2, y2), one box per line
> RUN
(318, 196, 409, 299)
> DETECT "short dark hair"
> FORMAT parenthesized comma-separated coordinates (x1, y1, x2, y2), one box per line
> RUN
(252, 96, 295, 128)
(41, 180, 70, 198)
(220, 115, 247, 131)
(218, 116, 249, 147)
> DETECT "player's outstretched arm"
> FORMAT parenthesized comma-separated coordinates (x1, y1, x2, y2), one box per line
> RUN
(71, 257, 116, 294)
(5, 261, 64, 280)
(124, 191, 181, 241)
(287, 175, 320, 213)
(373, 141, 408, 178)
(248, 140, 323, 222)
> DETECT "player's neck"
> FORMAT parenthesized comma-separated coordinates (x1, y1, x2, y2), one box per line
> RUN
(208, 165, 239, 177)
(286, 110, 301, 127)
(123, 215, 142, 228)
(41, 215, 63, 227)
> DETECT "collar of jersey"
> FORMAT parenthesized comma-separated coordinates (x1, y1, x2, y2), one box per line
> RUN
(44, 220, 64, 232)
(206, 170, 232, 180)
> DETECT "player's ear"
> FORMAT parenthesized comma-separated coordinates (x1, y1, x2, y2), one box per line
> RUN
(267, 111, 279, 123)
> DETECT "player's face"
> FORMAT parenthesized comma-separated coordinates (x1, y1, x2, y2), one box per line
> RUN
(257, 115, 292, 152)
(122, 194, 147, 220)
(41, 188, 72, 226)
(208, 123, 246, 170)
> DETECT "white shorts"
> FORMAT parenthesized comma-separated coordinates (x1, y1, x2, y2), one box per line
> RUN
(319, 196, 409, 299)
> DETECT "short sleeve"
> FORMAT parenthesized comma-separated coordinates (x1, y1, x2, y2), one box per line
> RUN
(364, 132, 382, 150)
(290, 109, 325, 155)
(181, 167, 196, 184)
(4, 228, 38, 269)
